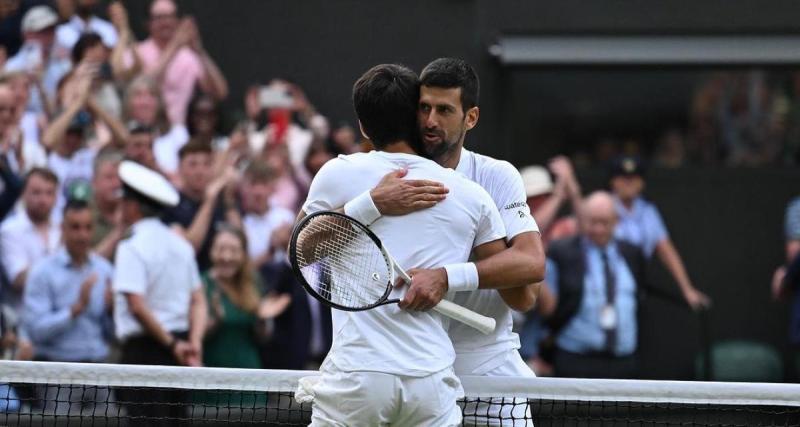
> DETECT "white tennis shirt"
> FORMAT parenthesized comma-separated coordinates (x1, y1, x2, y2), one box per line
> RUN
(449, 148, 541, 375)
(302, 151, 506, 377)
(113, 217, 202, 341)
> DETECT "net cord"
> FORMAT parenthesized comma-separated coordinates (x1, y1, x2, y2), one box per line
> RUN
(2, 361, 800, 407)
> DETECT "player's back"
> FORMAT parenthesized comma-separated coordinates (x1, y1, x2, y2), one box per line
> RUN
(302, 151, 505, 377)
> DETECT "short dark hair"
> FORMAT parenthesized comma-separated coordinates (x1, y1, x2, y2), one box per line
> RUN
(24, 167, 58, 189)
(178, 139, 213, 160)
(420, 58, 480, 112)
(63, 198, 90, 217)
(71, 32, 103, 64)
(352, 64, 419, 149)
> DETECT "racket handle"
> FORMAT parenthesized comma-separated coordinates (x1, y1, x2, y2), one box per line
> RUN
(433, 299, 496, 335)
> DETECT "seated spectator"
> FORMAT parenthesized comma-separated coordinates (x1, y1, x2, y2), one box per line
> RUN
(23, 199, 113, 364)
(55, 0, 118, 50)
(609, 156, 710, 309)
(122, 75, 188, 177)
(240, 161, 294, 269)
(115, 0, 228, 125)
(4, 6, 71, 116)
(90, 149, 123, 260)
(163, 141, 240, 271)
(544, 191, 647, 379)
(0, 79, 46, 175)
(0, 167, 61, 361)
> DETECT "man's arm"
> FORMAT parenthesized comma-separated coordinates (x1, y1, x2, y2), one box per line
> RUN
(175, 171, 235, 251)
(187, 287, 207, 366)
(124, 293, 177, 347)
(655, 239, 711, 309)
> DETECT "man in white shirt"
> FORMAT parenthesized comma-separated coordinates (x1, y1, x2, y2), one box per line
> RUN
(298, 64, 509, 427)
(113, 161, 207, 427)
(55, 0, 118, 50)
(343, 58, 546, 426)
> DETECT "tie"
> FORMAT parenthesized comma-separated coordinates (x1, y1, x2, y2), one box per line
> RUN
(601, 250, 617, 353)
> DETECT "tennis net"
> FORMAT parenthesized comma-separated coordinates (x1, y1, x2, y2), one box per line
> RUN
(1, 360, 799, 426)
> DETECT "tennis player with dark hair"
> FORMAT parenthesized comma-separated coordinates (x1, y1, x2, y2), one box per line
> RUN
(296, 64, 508, 426)
(343, 57, 545, 425)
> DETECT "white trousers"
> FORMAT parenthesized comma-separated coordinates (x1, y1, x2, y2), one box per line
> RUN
(460, 351, 535, 427)
(303, 361, 463, 427)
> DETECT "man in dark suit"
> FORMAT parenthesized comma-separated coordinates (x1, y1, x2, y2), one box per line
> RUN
(543, 191, 646, 379)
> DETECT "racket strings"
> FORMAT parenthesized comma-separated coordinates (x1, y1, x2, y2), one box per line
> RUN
(294, 214, 392, 309)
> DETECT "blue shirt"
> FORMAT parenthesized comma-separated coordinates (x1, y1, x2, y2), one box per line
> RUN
(545, 239, 638, 356)
(785, 197, 800, 241)
(22, 248, 113, 362)
(614, 196, 668, 258)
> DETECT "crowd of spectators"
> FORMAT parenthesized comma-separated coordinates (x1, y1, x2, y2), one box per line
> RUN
(0, 0, 356, 389)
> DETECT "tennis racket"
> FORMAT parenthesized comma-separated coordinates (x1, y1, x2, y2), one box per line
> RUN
(289, 210, 496, 335)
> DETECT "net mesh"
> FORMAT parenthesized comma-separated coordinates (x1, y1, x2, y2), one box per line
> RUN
(1, 361, 800, 427)
(292, 213, 393, 309)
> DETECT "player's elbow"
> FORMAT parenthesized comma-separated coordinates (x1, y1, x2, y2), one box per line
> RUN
(522, 251, 546, 285)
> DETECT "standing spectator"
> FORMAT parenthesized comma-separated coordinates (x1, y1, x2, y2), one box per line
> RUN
(90, 149, 123, 260)
(520, 156, 582, 245)
(544, 191, 647, 379)
(113, 160, 206, 426)
(55, 0, 117, 50)
(0, 167, 60, 361)
(4, 6, 71, 115)
(0, 167, 60, 303)
(122, 75, 188, 177)
(609, 156, 711, 309)
(0, 79, 46, 174)
(163, 141, 240, 271)
(4, 71, 43, 148)
(70, 32, 122, 119)
(771, 197, 800, 355)
(116, 0, 228, 125)
(262, 142, 304, 212)
(42, 66, 127, 217)
(203, 226, 272, 370)
(122, 121, 160, 171)
(23, 199, 113, 364)
(240, 161, 294, 269)
(187, 92, 227, 150)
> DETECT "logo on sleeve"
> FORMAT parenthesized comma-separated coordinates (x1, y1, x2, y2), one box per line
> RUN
(503, 201, 528, 211)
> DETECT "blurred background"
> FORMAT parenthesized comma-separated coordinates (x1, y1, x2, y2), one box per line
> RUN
(1, 0, 799, 386)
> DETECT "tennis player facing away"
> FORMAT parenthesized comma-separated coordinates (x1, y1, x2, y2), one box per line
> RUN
(296, 64, 508, 426)
(343, 58, 545, 425)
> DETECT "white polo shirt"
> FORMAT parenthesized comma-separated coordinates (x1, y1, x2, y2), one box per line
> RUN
(449, 148, 540, 375)
(113, 217, 201, 340)
(303, 151, 506, 377)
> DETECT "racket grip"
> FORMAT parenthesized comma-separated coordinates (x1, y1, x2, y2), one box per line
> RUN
(433, 299, 496, 335)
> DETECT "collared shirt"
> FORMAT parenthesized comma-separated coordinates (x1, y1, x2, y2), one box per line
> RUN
(785, 197, 800, 241)
(113, 217, 201, 340)
(22, 248, 113, 362)
(546, 239, 638, 356)
(613, 196, 668, 258)
(242, 205, 295, 262)
(0, 211, 61, 308)
(56, 15, 118, 49)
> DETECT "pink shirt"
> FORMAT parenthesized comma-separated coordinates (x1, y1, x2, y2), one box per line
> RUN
(136, 39, 205, 125)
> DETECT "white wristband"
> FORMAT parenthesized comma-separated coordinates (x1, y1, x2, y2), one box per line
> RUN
(443, 263, 479, 292)
(343, 190, 382, 225)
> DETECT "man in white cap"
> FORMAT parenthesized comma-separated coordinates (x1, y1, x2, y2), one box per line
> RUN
(519, 156, 582, 246)
(4, 5, 71, 115)
(113, 160, 207, 426)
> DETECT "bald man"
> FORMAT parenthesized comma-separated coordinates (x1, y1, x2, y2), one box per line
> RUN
(543, 191, 647, 379)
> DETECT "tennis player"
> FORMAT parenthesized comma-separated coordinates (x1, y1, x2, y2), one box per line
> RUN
(297, 64, 508, 426)
(343, 58, 545, 425)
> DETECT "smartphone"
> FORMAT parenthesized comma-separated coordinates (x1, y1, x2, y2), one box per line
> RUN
(258, 87, 293, 109)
